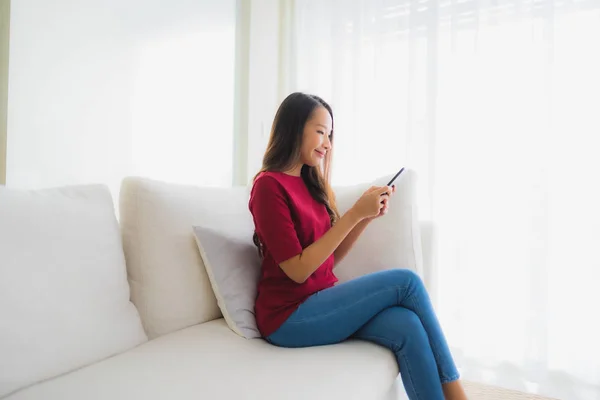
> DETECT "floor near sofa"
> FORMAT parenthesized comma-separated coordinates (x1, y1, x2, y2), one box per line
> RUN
(463, 381, 558, 400)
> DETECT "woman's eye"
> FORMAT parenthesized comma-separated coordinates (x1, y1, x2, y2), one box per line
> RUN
(317, 130, 324, 135)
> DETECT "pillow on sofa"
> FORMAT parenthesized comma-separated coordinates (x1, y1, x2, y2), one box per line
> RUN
(0, 184, 147, 398)
(192, 225, 262, 339)
(189, 169, 422, 339)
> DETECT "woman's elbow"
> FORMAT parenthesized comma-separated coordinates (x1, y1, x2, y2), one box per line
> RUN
(282, 267, 308, 284)
(279, 257, 310, 284)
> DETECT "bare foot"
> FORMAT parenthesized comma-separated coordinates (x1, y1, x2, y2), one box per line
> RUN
(442, 380, 468, 400)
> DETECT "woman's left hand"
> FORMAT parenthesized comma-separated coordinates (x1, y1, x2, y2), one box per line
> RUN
(366, 184, 396, 220)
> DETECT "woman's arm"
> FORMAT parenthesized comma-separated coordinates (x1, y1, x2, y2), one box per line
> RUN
(279, 209, 362, 283)
(251, 176, 390, 284)
(279, 186, 391, 284)
(279, 186, 395, 283)
(332, 184, 395, 268)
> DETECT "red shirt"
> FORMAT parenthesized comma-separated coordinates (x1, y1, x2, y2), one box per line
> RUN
(249, 171, 338, 337)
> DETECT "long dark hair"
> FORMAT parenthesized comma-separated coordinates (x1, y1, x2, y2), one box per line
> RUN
(252, 92, 340, 257)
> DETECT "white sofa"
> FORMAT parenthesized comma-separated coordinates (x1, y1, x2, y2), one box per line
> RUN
(0, 173, 430, 400)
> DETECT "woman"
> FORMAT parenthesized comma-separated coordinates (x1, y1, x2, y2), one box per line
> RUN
(248, 92, 467, 400)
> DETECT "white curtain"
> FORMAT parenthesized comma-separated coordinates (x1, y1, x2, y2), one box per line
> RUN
(284, 0, 600, 398)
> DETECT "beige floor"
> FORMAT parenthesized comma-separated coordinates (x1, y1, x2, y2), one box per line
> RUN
(464, 381, 558, 400)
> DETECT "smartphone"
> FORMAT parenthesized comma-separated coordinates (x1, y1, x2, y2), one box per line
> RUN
(386, 167, 405, 187)
(381, 167, 405, 200)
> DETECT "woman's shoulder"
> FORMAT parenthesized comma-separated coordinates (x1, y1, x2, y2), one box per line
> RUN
(250, 171, 306, 208)
(253, 171, 300, 191)
(250, 171, 287, 200)
(253, 171, 282, 189)
(249, 173, 292, 216)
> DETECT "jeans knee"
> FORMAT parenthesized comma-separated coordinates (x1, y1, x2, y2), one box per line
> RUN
(383, 307, 428, 346)
(398, 308, 425, 333)
(385, 268, 424, 289)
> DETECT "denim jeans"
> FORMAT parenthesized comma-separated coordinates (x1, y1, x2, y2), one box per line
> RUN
(266, 269, 460, 400)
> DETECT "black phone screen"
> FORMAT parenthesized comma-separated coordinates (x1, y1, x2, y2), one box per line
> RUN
(386, 167, 405, 187)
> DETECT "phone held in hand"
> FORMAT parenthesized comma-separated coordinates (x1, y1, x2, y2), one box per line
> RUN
(386, 167, 405, 187)
(381, 167, 405, 199)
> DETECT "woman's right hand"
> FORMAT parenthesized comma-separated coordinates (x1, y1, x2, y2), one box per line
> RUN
(350, 186, 391, 220)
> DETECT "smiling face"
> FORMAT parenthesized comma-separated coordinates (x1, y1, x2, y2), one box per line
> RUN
(298, 106, 333, 169)
(264, 93, 335, 178)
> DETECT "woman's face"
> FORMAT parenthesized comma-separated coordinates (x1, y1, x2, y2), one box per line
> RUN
(299, 106, 333, 168)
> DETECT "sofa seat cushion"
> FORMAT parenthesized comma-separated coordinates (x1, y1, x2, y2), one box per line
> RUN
(6, 319, 399, 400)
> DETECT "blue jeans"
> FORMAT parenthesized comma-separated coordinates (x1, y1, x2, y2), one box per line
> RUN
(266, 269, 460, 400)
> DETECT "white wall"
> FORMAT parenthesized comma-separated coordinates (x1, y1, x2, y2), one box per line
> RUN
(6, 0, 235, 197)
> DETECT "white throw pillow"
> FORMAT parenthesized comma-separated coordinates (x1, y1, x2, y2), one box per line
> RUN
(333, 169, 424, 283)
(0, 184, 147, 398)
(192, 225, 262, 339)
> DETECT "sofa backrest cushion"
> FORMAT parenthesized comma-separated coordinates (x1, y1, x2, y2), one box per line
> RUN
(0, 184, 147, 398)
(119, 177, 252, 339)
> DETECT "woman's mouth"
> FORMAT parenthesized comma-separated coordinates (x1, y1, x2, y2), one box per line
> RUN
(315, 150, 325, 158)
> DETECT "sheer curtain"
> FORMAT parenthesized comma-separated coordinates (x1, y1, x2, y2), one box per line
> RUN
(284, 0, 600, 398)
